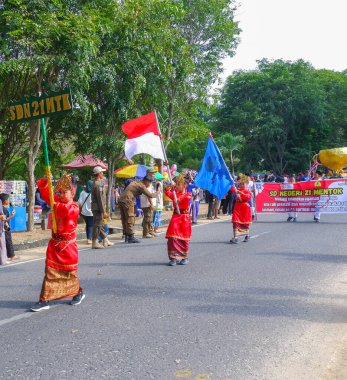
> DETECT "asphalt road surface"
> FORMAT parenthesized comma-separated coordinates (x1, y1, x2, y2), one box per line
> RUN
(1, 214, 347, 380)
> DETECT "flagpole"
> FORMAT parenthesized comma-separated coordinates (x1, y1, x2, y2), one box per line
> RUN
(154, 110, 180, 215)
(40, 117, 57, 233)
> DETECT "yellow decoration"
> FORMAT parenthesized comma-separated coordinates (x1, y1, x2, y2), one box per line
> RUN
(55, 173, 74, 193)
(238, 173, 249, 185)
(318, 147, 347, 171)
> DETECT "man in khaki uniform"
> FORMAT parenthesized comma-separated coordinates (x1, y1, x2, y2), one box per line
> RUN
(118, 175, 158, 243)
(91, 166, 114, 249)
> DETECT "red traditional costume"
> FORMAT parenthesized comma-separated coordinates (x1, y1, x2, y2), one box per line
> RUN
(165, 186, 192, 261)
(231, 185, 252, 238)
(37, 176, 82, 302)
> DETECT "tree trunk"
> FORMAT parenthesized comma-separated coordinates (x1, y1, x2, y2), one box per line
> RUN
(156, 159, 163, 174)
(106, 156, 116, 216)
(106, 152, 123, 217)
(26, 120, 42, 231)
(230, 150, 235, 177)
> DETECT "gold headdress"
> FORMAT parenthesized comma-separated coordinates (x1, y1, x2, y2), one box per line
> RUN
(174, 173, 191, 186)
(55, 174, 75, 195)
(238, 173, 249, 185)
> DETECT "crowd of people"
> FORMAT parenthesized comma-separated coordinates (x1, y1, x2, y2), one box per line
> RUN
(0, 163, 341, 311)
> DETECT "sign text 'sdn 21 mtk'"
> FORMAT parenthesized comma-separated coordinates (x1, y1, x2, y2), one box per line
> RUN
(8, 88, 73, 123)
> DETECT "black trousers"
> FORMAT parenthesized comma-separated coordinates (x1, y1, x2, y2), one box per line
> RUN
(5, 231, 15, 258)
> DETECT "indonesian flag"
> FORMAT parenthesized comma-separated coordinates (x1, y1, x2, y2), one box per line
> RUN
(121, 112, 165, 160)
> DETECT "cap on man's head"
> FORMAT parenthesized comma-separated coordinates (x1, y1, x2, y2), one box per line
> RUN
(93, 166, 106, 175)
(146, 168, 156, 174)
(143, 176, 154, 182)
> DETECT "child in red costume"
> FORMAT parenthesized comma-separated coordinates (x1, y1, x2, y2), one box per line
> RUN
(31, 174, 85, 312)
(165, 174, 192, 266)
(230, 174, 252, 243)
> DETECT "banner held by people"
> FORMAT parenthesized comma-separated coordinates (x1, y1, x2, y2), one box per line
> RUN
(195, 133, 234, 199)
(255, 179, 347, 213)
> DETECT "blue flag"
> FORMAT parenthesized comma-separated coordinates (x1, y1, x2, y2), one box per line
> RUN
(195, 135, 234, 199)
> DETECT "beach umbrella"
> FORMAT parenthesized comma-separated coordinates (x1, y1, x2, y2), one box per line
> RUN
(115, 164, 167, 180)
(114, 164, 148, 178)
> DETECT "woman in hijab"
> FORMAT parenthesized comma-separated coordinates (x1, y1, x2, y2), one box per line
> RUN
(77, 180, 94, 244)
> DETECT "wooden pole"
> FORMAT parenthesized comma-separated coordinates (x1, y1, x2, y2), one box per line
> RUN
(40, 118, 57, 233)
(154, 110, 180, 214)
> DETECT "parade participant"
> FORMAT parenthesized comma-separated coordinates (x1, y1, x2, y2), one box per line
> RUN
(91, 166, 113, 249)
(0, 199, 7, 265)
(30, 174, 85, 312)
(118, 176, 159, 243)
(165, 173, 192, 266)
(0, 193, 18, 261)
(286, 175, 298, 222)
(230, 174, 252, 244)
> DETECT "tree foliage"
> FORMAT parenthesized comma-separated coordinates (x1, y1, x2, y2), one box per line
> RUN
(215, 59, 347, 174)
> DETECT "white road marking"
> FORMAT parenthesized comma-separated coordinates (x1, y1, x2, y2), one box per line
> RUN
(0, 312, 36, 327)
(0, 257, 45, 268)
(0, 305, 60, 327)
(251, 231, 271, 239)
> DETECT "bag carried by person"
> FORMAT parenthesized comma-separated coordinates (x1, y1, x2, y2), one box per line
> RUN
(79, 194, 91, 214)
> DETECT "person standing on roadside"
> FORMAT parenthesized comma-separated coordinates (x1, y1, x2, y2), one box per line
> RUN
(286, 175, 298, 222)
(205, 190, 215, 219)
(140, 181, 157, 238)
(0, 199, 7, 265)
(77, 180, 94, 244)
(153, 182, 163, 233)
(91, 166, 114, 249)
(0, 193, 18, 261)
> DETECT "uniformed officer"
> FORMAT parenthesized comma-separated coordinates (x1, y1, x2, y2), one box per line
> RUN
(118, 174, 159, 243)
(91, 166, 114, 249)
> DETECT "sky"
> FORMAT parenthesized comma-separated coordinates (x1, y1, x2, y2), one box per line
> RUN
(221, 0, 347, 81)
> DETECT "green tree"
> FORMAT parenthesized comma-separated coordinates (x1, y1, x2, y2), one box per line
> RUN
(216, 59, 334, 174)
(217, 133, 245, 176)
(0, 0, 99, 229)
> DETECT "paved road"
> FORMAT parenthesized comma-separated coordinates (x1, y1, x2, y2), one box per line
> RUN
(0, 214, 347, 380)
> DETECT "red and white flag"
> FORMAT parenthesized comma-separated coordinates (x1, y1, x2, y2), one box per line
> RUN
(121, 112, 165, 160)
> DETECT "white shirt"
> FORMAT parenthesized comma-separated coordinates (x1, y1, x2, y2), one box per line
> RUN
(78, 191, 93, 216)
(154, 186, 163, 211)
(140, 185, 156, 208)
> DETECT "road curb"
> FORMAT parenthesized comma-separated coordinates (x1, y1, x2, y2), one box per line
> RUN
(13, 213, 210, 251)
